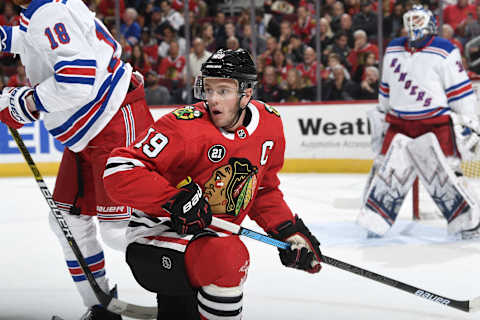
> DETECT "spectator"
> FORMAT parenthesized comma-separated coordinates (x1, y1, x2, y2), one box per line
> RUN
(286, 34, 306, 65)
(340, 13, 355, 48)
(129, 44, 152, 75)
(187, 37, 212, 81)
(279, 68, 315, 102)
(144, 70, 171, 105)
(331, 1, 345, 31)
(358, 66, 379, 99)
(158, 41, 186, 103)
(347, 29, 379, 73)
(157, 24, 186, 59)
(326, 31, 351, 69)
(257, 65, 282, 102)
(293, 5, 316, 44)
(213, 11, 227, 49)
(0, 2, 19, 26)
(159, 0, 184, 32)
(323, 65, 360, 101)
(465, 9, 480, 40)
(260, 36, 279, 65)
(201, 22, 216, 53)
(297, 46, 318, 87)
(317, 17, 334, 52)
(272, 49, 293, 88)
(140, 27, 159, 69)
(225, 21, 238, 41)
(226, 36, 240, 50)
(188, 11, 203, 40)
(352, 51, 377, 83)
(324, 53, 351, 81)
(240, 24, 267, 55)
(352, 0, 378, 40)
(121, 7, 141, 46)
(443, 0, 476, 36)
(7, 64, 28, 87)
(442, 24, 464, 53)
(278, 20, 293, 54)
(384, 2, 405, 40)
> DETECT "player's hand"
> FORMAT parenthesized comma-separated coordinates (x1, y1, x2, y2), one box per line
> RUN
(162, 178, 212, 235)
(269, 215, 322, 273)
(0, 87, 38, 129)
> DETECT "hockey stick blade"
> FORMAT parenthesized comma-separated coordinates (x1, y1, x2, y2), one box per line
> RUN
(9, 128, 157, 319)
(210, 217, 477, 313)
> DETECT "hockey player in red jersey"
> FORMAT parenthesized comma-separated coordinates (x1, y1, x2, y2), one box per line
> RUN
(0, 0, 154, 318)
(103, 48, 322, 319)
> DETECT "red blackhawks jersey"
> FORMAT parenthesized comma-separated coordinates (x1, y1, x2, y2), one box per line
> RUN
(103, 99, 295, 252)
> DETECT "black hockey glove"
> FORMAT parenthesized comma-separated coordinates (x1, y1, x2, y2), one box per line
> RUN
(162, 179, 212, 235)
(269, 215, 322, 274)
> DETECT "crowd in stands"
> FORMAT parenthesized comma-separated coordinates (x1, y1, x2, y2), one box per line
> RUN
(1, 0, 480, 105)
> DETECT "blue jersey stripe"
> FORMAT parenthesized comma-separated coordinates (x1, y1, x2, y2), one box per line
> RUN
(66, 251, 104, 268)
(446, 79, 471, 93)
(54, 59, 97, 71)
(393, 107, 450, 115)
(54, 75, 95, 85)
(33, 90, 48, 112)
(72, 270, 106, 282)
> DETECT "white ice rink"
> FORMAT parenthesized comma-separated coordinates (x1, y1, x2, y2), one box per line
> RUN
(2, 173, 480, 320)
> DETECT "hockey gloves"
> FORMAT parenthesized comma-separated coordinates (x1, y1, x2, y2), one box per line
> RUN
(269, 215, 322, 273)
(162, 178, 212, 235)
(0, 87, 38, 129)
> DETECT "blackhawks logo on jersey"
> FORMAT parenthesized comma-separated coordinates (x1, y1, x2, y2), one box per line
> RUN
(204, 158, 258, 216)
(172, 106, 203, 120)
(263, 102, 280, 117)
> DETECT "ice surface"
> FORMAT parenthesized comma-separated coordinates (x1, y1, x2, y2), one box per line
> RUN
(1, 174, 479, 320)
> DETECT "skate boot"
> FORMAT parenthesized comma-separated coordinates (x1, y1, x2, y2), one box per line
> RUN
(461, 222, 480, 240)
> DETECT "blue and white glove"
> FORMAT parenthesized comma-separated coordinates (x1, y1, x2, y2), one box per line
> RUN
(0, 87, 38, 128)
(450, 112, 480, 161)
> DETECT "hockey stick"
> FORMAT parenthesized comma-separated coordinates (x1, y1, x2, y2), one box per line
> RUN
(9, 127, 157, 319)
(210, 216, 480, 313)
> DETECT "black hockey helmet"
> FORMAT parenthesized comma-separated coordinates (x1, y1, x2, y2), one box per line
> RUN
(194, 48, 257, 100)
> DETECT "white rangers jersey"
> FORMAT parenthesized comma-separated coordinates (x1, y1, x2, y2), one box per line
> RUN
(0, 0, 132, 152)
(379, 36, 476, 120)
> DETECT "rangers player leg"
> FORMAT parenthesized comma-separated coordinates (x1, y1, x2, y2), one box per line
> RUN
(406, 133, 480, 237)
(50, 149, 120, 319)
(357, 134, 418, 236)
(185, 235, 248, 320)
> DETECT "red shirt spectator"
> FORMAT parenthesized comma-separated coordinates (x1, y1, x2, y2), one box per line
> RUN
(347, 30, 379, 73)
(443, 0, 476, 33)
(157, 41, 186, 88)
(296, 47, 318, 87)
(293, 6, 316, 44)
(97, 0, 125, 18)
(170, 0, 199, 14)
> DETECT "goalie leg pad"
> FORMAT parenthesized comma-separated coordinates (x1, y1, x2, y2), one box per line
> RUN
(406, 132, 480, 234)
(358, 133, 417, 235)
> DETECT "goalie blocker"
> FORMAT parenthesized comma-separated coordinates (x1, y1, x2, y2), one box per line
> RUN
(358, 114, 480, 238)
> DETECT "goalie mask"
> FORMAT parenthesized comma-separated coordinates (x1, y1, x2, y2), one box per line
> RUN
(403, 5, 437, 42)
(194, 48, 258, 101)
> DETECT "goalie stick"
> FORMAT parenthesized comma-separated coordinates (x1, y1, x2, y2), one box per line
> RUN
(9, 128, 157, 319)
(210, 216, 480, 313)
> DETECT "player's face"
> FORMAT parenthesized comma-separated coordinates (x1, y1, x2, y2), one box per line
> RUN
(204, 78, 241, 129)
